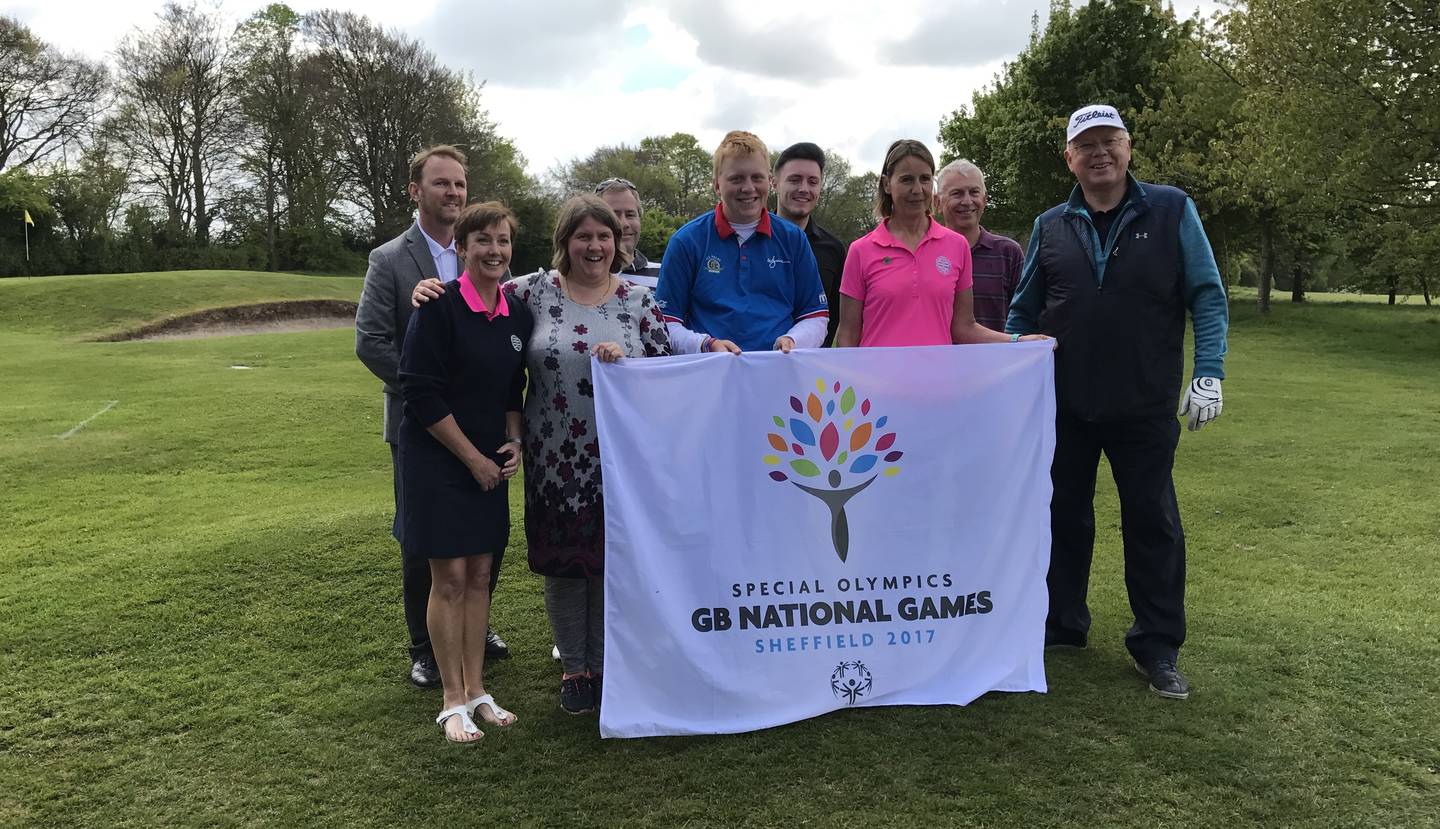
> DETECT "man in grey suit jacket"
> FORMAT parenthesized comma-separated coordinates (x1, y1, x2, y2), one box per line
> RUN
(355, 144, 510, 688)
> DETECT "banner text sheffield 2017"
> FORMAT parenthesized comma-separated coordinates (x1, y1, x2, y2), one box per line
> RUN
(594, 344, 1056, 738)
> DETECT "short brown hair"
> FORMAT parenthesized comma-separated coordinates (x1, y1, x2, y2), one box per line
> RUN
(712, 130, 769, 178)
(875, 139, 936, 219)
(409, 144, 468, 184)
(551, 195, 630, 275)
(454, 201, 518, 249)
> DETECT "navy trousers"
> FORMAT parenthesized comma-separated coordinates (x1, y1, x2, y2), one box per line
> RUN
(1047, 413, 1186, 664)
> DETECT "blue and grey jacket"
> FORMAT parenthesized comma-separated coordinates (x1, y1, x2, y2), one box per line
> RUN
(1006, 175, 1228, 421)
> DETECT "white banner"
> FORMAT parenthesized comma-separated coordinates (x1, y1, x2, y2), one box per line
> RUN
(593, 343, 1056, 738)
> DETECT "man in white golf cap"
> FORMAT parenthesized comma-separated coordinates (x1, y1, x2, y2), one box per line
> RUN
(1007, 104, 1229, 700)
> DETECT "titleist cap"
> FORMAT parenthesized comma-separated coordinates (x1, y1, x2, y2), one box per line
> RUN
(1066, 104, 1127, 142)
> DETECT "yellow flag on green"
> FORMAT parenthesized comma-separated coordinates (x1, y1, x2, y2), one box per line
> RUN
(23, 210, 33, 226)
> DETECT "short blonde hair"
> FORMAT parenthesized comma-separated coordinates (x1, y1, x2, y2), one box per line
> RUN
(712, 130, 769, 177)
(551, 195, 631, 275)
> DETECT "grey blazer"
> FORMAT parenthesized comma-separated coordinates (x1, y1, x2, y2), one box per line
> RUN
(356, 221, 439, 443)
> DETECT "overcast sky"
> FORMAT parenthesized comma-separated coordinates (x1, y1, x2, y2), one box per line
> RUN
(10, 0, 1223, 178)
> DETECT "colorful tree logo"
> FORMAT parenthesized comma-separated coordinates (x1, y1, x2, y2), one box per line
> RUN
(763, 379, 903, 561)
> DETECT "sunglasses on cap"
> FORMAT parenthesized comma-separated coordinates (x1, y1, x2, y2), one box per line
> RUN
(594, 177, 638, 195)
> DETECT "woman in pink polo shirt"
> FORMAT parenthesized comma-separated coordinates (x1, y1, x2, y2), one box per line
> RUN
(834, 139, 1048, 348)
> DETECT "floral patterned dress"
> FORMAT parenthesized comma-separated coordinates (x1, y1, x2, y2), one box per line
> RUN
(506, 271, 671, 578)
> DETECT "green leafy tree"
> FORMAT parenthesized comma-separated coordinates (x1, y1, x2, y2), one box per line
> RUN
(1225, 0, 1440, 306)
(47, 142, 130, 271)
(810, 151, 878, 245)
(938, 0, 1197, 231)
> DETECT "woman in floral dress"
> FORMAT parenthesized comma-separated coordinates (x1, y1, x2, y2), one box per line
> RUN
(506, 195, 671, 714)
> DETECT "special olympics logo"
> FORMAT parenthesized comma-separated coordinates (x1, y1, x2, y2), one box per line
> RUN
(831, 660, 873, 704)
(763, 379, 903, 562)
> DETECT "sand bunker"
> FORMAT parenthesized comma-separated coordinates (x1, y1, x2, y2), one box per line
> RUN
(96, 300, 358, 342)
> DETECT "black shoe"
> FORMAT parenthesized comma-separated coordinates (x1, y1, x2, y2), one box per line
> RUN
(1135, 656, 1190, 700)
(409, 655, 440, 688)
(591, 674, 602, 711)
(560, 675, 595, 715)
(1044, 628, 1088, 650)
(485, 628, 510, 659)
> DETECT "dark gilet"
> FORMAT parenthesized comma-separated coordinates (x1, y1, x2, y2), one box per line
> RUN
(1033, 182, 1189, 421)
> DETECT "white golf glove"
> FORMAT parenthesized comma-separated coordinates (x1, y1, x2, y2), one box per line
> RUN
(1179, 377, 1223, 431)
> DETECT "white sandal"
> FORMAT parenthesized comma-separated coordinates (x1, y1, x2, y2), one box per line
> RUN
(467, 694, 517, 728)
(436, 704, 483, 744)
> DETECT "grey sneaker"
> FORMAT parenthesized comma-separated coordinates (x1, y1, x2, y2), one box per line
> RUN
(1135, 656, 1190, 700)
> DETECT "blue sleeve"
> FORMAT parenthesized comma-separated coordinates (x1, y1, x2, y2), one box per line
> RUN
(1005, 218, 1046, 335)
(790, 227, 827, 319)
(1179, 198, 1229, 379)
(656, 227, 696, 326)
(398, 300, 454, 428)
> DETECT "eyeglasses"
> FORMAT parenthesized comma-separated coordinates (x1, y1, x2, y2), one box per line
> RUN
(594, 177, 638, 195)
(1069, 136, 1128, 156)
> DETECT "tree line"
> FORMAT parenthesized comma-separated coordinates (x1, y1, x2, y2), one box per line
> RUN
(2, 0, 1435, 308)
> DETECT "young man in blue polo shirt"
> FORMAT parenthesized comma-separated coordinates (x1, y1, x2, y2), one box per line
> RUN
(657, 130, 829, 354)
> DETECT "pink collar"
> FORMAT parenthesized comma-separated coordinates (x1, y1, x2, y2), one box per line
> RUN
(458, 272, 509, 319)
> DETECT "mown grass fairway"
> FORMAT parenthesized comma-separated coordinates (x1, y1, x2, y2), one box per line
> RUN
(2, 272, 1438, 828)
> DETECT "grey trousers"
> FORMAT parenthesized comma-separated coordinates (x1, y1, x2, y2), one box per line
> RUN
(544, 575, 604, 676)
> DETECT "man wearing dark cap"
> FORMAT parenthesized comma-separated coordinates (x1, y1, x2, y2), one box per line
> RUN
(1007, 104, 1229, 701)
(775, 142, 846, 347)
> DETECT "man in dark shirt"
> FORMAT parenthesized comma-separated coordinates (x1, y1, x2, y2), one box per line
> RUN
(775, 142, 846, 347)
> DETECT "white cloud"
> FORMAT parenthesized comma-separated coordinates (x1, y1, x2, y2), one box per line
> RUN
(879, 1, 1048, 67)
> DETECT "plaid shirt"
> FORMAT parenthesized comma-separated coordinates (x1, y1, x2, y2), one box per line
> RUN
(970, 227, 1024, 332)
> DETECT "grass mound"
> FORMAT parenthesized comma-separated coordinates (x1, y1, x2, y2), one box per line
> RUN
(92, 299, 358, 342)
(0, 270, 361, 337)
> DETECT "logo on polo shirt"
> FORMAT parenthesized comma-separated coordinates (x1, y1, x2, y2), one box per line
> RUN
(767, 256, 790, 268)
(935, 255, 953, 275)
(705, 255, 722, 273)
(510, 334, 522, 352)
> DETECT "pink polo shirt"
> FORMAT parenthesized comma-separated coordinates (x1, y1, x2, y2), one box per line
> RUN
(839, 218, 974, 347)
